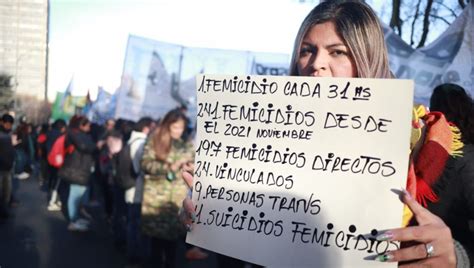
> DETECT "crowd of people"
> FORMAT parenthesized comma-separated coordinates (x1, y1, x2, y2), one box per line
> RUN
(0, 1, 473, 268)
(0, 107, 211, 268)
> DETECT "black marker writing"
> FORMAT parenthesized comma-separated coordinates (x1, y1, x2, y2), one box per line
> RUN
(224, 144, 306, 169)
(324, 112, 392, 133)
(268, 194, 321, 215)
(213, 162, 294, 190)
(221, 102, 316, 127)
(197, 75, 278, 95)
(283, 81, 321, 98)
(311, 153, 396, 177)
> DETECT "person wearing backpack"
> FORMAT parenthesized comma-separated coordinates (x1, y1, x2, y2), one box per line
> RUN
(116, 117, 154, 266)
(45, 119, 67, 212)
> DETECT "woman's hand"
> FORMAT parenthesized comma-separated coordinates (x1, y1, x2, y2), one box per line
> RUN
(11, 134, 21, 146)
(180, 169, 196, 231)
(375, 190, 456, 267)
(171, 159, 193, 172)
(96, 139, 106, 149)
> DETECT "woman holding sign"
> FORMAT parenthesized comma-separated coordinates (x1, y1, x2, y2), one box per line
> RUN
(183, 1, 464, 267)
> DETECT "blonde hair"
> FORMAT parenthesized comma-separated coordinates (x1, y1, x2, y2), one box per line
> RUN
(289, 1, 393, 78)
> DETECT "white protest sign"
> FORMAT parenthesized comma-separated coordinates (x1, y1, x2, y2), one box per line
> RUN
(187, 74, 414, 267)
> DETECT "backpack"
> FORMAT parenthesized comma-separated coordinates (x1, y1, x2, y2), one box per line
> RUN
(47, 134, 74, 168)
(113, 138, 141, 189)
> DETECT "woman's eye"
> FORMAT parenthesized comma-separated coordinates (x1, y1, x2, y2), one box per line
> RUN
(331, 50, 347, 56)
(300, 47, 313, 56)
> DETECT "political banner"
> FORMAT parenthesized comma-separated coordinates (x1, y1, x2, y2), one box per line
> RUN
(383, 2, 473, 105)
(86, 87, 117, 124)
(114, 35, 289, 123)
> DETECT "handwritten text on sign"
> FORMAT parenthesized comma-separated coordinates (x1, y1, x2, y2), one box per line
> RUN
(187, 75, 414, 267)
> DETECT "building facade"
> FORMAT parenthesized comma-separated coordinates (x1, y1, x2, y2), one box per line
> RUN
(0, 0, 48, 101)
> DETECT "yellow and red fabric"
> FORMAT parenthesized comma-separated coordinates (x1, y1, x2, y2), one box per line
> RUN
(402, 105, 463, 226)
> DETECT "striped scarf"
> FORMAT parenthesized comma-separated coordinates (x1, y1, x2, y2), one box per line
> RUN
(402, 105, 463, 226)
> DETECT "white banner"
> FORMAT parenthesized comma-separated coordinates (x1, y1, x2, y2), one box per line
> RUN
(384, 2, 473, 105)
(115, 36, 182, 122)
(115, 35, 289, 122)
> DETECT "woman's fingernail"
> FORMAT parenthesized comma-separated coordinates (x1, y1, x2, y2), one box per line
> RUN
(402, 188, 412, 200)
(186, 224, 192, 232)
(375, 231, 393, 241)
(375, 253, 393, 262)
(190, 212, 196, 222)
(187, 189, 193, 199)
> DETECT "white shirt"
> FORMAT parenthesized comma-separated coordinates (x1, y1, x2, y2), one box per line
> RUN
(125, 130, 148, 204)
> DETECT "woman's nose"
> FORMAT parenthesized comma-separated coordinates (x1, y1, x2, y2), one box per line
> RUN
(310, 52, 329, 76)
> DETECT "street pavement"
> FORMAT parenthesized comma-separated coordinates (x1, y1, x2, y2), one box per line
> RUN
(0, 174, 217, 268)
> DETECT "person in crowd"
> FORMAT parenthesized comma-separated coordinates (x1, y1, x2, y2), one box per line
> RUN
(121, 117, 154, 265)
(140, 109, 194, 268)
(105, 118, 116, 133)
(97, 125, 115, 223)
(36, 123, 49, 187)
(116, 119, 134, 143)
(58, 115, 101, 231)
(0, 113, 15, 220)
(96, 119, 134, 224)
(182, 1, 463, 267)
(81, 118, 115, 209)
(428, 83, 474, 265)
(85, 122, 105, 207)
(14, 122, 33, 180)
(45, 119, 67, 211)
(106, 129, 127, 247)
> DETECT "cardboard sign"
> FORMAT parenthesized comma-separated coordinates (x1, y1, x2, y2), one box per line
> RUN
(187, 74, 414, 267)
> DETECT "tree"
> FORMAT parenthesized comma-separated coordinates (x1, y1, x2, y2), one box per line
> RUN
(390, 0, 403, 36)
(375, 0, 469, 48)
(0, 74, 15, 113)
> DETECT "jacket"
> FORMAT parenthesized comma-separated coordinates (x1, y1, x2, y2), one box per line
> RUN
(58, 130, 96, 186)
(428, 143, 474, 265)
(0, 126, 15, 171)
(140, 137, 194, 240)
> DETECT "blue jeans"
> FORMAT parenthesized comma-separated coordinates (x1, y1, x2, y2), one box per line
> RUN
(14, 149, 27, 174)
(68, 184, 87, 222)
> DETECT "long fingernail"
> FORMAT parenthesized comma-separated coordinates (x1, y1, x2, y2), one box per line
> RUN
(187, 189, 193, 199)
(186, 224, 192, 232)
(402, 188, 412, 200)
(375, 231, 393, 241)
(375, 253, 393, 262)
(190, 212, 196, 222)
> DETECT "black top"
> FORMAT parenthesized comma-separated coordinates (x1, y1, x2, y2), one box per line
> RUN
(0, 126, 15, 171)
(58, 130, 96, 186)
(428, 144, 474, 264)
